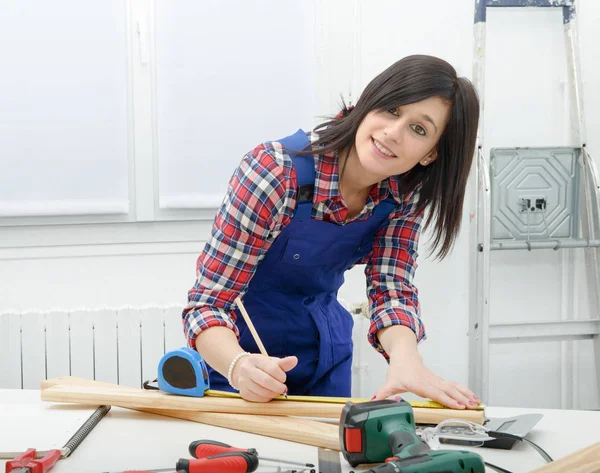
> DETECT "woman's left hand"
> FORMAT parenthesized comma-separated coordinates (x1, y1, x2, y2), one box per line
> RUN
(371, 353, 480, 409)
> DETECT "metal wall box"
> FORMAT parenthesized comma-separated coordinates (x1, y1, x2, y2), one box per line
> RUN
(490, 147, 580, 241)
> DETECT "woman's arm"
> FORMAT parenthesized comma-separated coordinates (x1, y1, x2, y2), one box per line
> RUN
(373, 324, 479, 408)
(364, 191, 425, 358)
(182, 142, 298, 401)
(377, 324, 420, 362)
(365, 192, 479, 408)
(195, 326, 296, 402)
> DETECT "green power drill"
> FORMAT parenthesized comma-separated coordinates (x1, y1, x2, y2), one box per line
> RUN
(339, 399, 486, 473)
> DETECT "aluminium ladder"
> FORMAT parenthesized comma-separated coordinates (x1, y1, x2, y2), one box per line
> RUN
(469, 0, 600, 405)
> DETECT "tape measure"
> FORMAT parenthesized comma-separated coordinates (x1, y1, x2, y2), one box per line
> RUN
(156, 347, 210, 397)
(151, 347, 485, 411)
(205, 389, 485, 410)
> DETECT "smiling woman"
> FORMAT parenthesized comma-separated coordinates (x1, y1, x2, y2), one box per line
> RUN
(182, 54, 481, 410)
(304, 55, 480, 259)
(337, 96, 452, 220)
(356, 97, 449, 171)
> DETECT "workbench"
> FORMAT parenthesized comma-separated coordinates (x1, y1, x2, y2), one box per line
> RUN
(1, 389, 598, 473)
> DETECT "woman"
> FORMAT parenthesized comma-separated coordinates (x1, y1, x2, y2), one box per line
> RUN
(182, 54, 480, 409)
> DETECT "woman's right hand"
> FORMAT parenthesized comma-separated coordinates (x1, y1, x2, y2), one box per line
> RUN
(231, 354, 298, 402)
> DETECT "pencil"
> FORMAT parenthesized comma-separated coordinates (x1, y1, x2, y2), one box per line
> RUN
(234, 295, 288, 398)
(235, 295, 269, 356)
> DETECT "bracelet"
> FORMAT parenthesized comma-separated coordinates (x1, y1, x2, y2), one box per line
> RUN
(227, 351, 251, 390)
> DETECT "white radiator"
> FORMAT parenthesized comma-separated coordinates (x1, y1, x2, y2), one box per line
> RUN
(0, 305, 187, 389)
(0, 303, 378, 397)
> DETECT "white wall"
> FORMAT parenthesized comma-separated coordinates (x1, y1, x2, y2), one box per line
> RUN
(1, 0, 598, 409)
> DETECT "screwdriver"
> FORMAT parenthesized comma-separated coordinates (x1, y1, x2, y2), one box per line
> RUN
(188, 440, 315, 468)
(102, 467, 179, 472)
(177, 451, 258, 473)
(110, 451, 257, 473)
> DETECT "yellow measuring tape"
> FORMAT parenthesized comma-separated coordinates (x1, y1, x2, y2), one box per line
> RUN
(205, 390, 485, 410)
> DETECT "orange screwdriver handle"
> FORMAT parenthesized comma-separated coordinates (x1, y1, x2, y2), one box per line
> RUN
(188, 440, 257, 459)
(177, 452, 259, 473)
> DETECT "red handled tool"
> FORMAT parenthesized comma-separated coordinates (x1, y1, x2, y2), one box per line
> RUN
(188, 440, 314, 469)
(108, 453, 257, 473)
(177, 452, 258, 473)
(105, 452, 257, 473)
(108, 468, 186, 473)
(5, 448, 61, 473)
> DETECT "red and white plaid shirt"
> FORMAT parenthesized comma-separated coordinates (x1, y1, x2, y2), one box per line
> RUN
(183, 131, 426, 359)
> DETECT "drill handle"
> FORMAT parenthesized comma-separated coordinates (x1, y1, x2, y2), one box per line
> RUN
(388, 431, 431, 458)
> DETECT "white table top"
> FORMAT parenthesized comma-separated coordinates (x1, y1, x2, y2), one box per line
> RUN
(1, 389, 598, 473)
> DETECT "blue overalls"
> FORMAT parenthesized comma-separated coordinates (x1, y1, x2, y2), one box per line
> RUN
(207, 129, 396, 396)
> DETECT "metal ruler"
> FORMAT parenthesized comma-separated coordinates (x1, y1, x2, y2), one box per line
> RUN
(318, 448, 342, 473)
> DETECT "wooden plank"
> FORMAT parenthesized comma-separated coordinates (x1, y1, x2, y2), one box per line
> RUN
(0, 311, 23, 389)
(41, 383, 344, 417)
(40, 377, 339, 450)
(41, 376, 139, 391)
(21, 312, 46, 389)
(39, 377, 486, 424)
(45, 310, 70, 380)
(93, 309, 118, 384)
(413, 406, 486, 425)
(136, 408, 340, 451)
(530, 442, 600, 472)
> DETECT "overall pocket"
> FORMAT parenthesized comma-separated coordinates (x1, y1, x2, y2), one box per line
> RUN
(282, 237, 362, 268)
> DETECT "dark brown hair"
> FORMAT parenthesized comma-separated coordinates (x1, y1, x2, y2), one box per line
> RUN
(300, 55, 479, 259)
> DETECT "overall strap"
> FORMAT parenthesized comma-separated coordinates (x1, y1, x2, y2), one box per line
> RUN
(276, 129, 314, 220)
(373, 197, 397, 217)
(276, 129, 399, 222)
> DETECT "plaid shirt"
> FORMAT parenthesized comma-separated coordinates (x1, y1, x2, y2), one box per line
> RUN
(183, 131, 426, 359)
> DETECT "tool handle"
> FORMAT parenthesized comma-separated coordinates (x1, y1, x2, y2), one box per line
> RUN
(188, 440, 256, 459)
(26, 449, 61, 473)
(6, 448, 37, 472)
(177, 452, 259, 473)
(388, 431, 430, 458)
(118, 471, 185, 473)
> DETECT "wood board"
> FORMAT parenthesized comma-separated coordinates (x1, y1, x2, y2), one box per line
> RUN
(529, 442, 600, 473)
(41, 376, 485, 424)
(41, 377, 339, 450)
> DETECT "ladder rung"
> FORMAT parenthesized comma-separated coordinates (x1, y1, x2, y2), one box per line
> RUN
(490, 320, 600, 343)
(485, 239, 600, 251)
(476, 0, 576, 24)
(485, 0, 573, 7)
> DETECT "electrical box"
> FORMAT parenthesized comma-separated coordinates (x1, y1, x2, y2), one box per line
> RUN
(490, 147, 581, 241)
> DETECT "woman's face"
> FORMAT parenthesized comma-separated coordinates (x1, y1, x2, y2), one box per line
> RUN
(353, 96, 451, 181)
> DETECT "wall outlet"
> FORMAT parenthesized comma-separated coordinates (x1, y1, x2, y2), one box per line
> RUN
(519, 196, 547, 213)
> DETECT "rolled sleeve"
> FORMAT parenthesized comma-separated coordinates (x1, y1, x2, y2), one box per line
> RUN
(183, 306, 238, 349)
(182, 142, 295, 349)
(365, 191, 426, 359)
